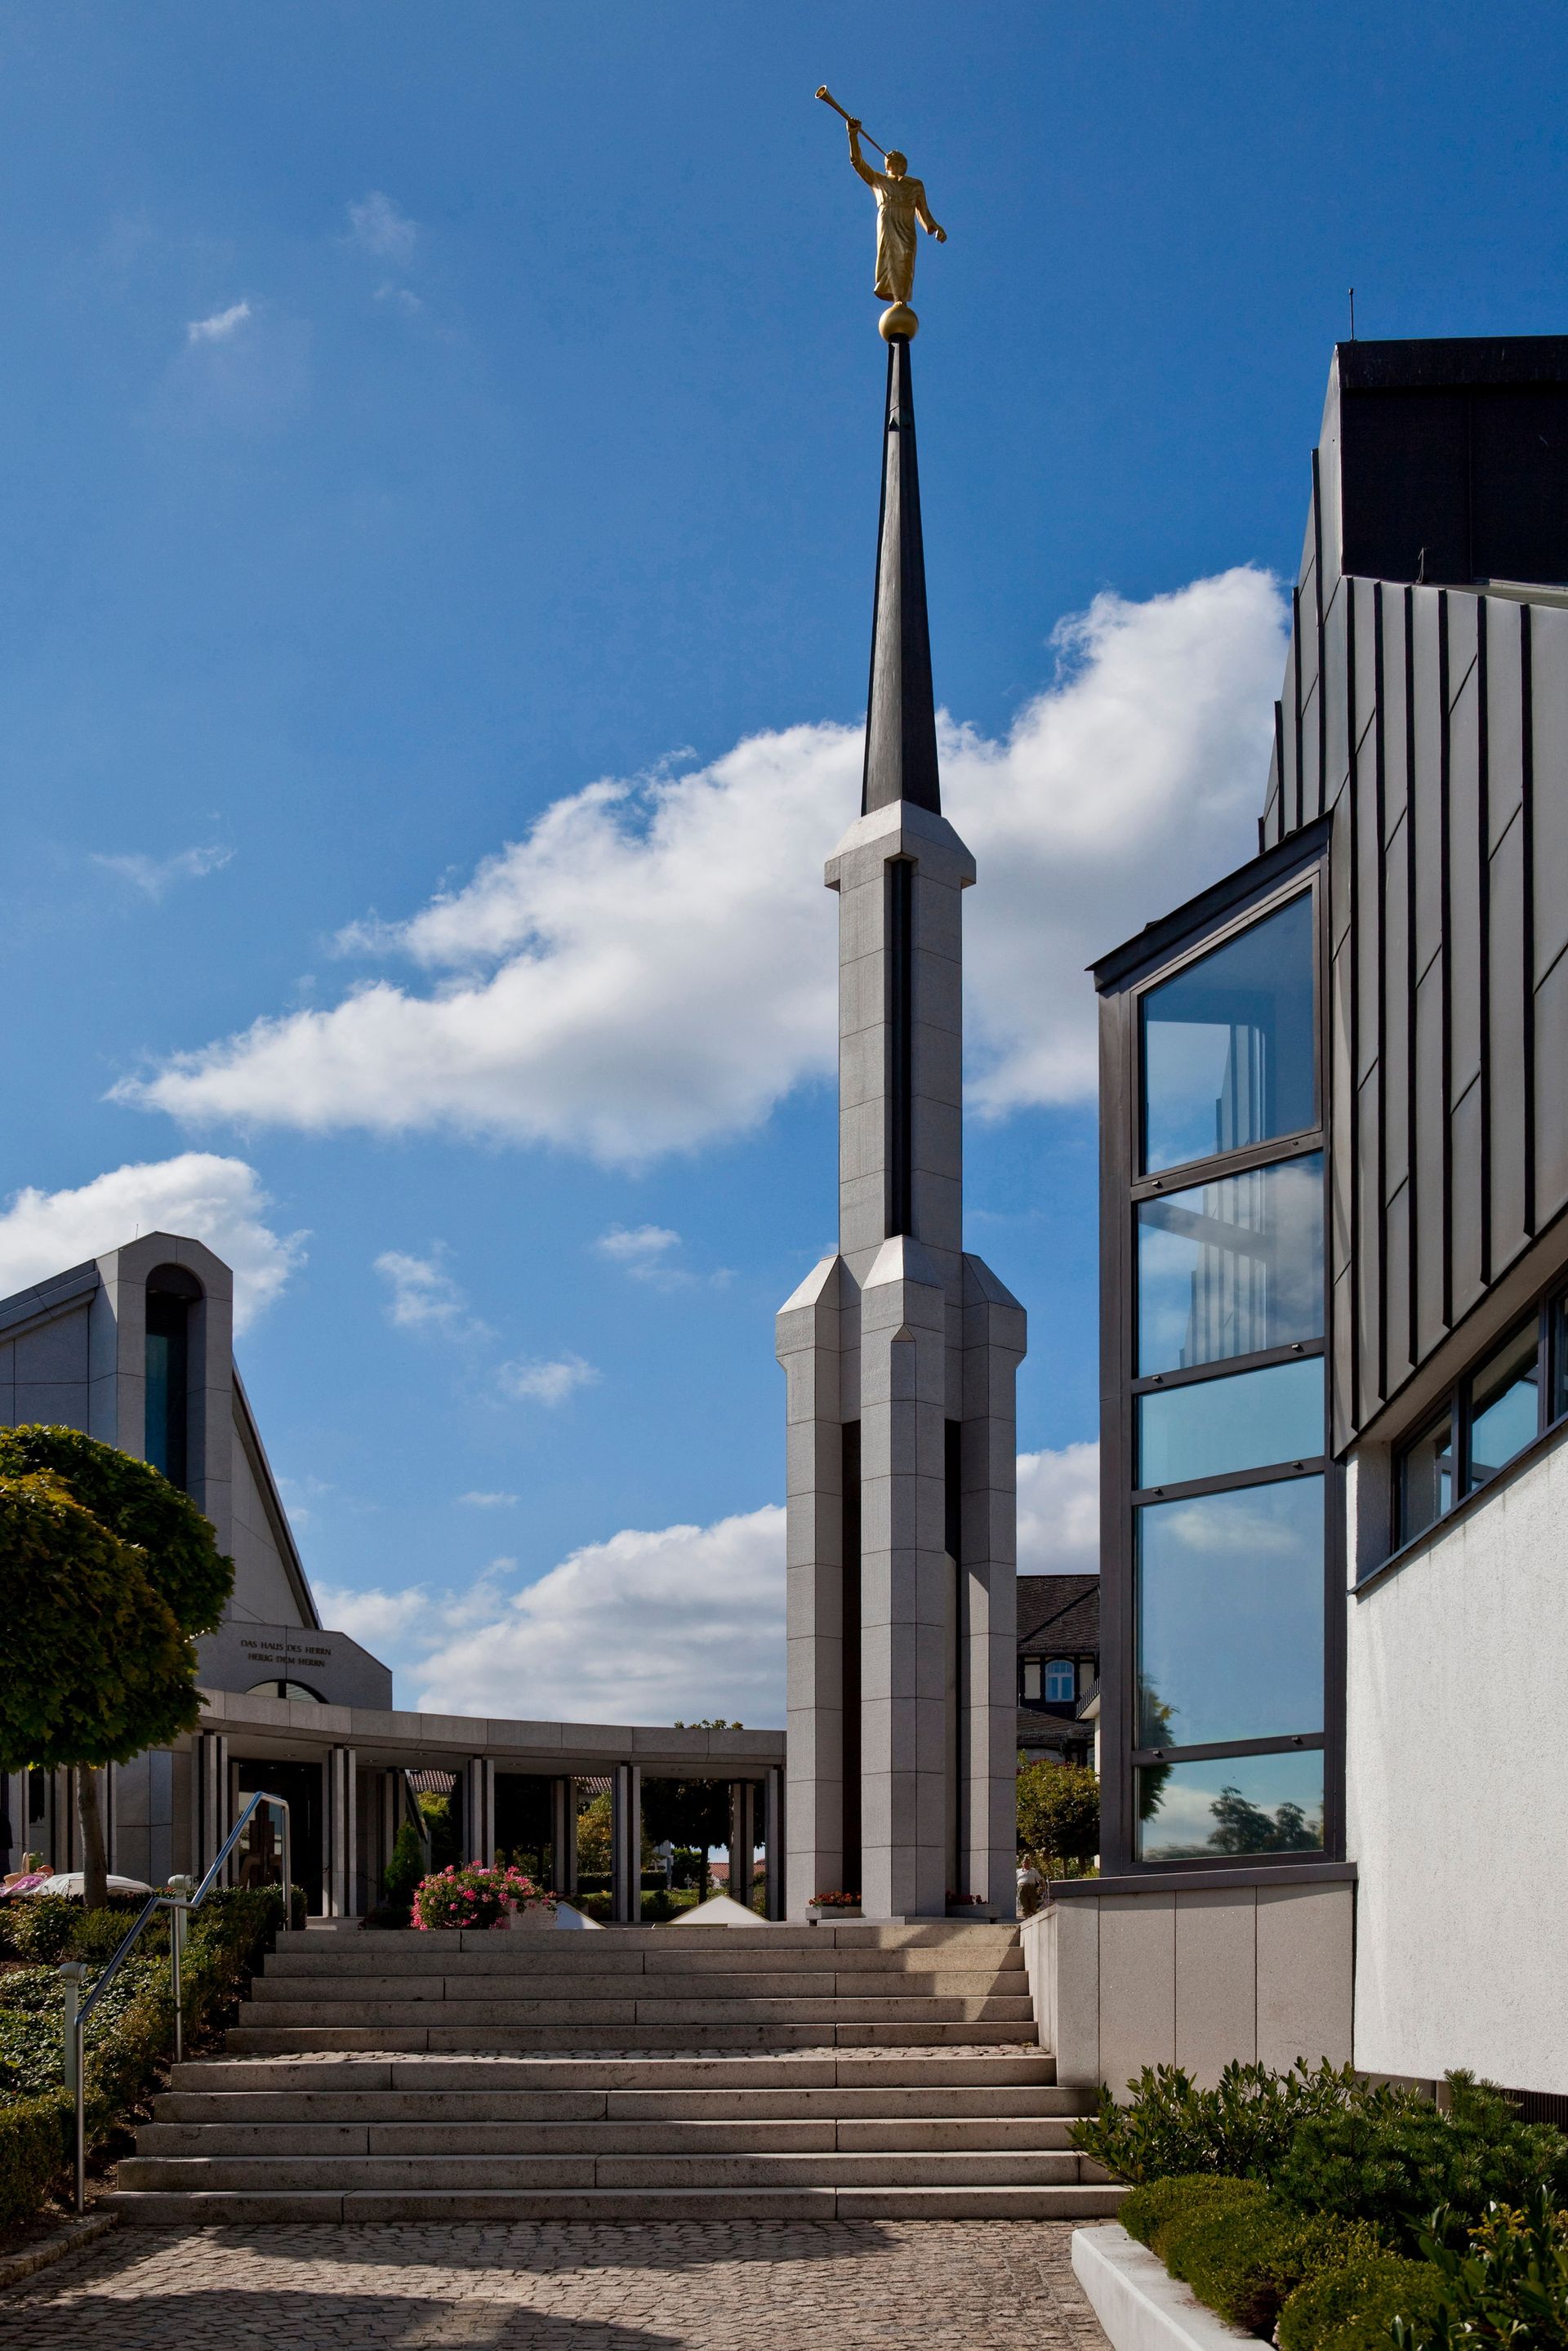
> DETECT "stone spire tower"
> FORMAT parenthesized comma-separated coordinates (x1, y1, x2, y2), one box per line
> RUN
(777, 334, 1024, 1922)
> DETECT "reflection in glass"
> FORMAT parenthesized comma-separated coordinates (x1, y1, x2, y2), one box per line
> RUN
(1045, 1659, 1076, 1703)
(1397, 1406, 1454, 1544)
(1555, 1297, 1568, 1427)
(1138, 1359, 1322, 1488)
(1141, 894, 1316, 1173)
(1136, 1476, 1324, 1746)
(1467, 1323, 1540, 1491)
(1138, 1155, 1323, 1376)
(1138, 1749, 1325, 1861)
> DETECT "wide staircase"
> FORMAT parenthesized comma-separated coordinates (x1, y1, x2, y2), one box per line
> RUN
(109, 1920, 1123, 2221)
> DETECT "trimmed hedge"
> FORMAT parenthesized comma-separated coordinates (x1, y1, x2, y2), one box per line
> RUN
(1119, 2171, 1265, 2252)
(0, 1886, 283, 2228)
(0, 2091, 71, 2230)
(1277, 2254, 1450, 2351)
(1124, 2170, 1387, 2336)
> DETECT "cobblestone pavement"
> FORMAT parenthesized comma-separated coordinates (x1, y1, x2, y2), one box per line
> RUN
(0, 2219, 1111, 2349)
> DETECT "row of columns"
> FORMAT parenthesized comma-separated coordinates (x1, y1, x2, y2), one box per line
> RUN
(186, 1739, 785, 1920)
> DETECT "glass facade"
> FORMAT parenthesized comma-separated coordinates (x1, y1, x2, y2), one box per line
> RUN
(1137, 1476, 1325, 1747)
(1138, 1357, 1323, 1487)
(1140, 894, 1316, 1174)
(1115, 880, 1329, 1872)
(1138, 1748, 1325, 1863)
(144, 1289, 189, 1489)
(1393, 1303, 1564, 1552)
(1137, 1154, 1323, 1376)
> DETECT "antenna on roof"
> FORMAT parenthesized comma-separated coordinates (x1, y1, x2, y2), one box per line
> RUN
(1348, 287, 1356, 341)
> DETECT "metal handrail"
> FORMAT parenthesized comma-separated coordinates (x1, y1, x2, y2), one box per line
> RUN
(59, 1789, 292, 2211)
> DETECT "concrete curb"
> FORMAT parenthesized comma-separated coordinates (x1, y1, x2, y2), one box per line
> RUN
(1071, 2224, 1257, 2351)
(0, 2211, 117, 2295)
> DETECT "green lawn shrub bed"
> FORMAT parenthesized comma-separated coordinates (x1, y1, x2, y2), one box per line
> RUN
(1076, 2063, 1568, 2348)
(0, 1886, 283, 2229)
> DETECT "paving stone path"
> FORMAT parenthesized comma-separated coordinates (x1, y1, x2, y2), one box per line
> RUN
(0, 2218, 1112, 2349)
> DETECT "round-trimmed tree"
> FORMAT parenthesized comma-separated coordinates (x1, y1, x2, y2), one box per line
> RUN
(0, 1427, 234, 1907)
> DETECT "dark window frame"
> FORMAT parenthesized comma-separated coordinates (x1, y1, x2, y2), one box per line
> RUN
(1391, 1290, 1566, 1553)
(1098, 842, 1341, 1877)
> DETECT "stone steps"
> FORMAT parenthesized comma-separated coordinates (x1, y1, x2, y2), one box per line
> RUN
(136, 2115, 1081, 2154)
(108, 1922, 1126, 2224)
(107, 2184, 1126, 2223)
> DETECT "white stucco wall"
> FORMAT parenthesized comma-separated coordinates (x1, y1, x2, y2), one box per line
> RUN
(1348, 1424, 1568, 2091)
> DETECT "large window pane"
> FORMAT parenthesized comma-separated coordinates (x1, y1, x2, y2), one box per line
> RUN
(1137, 1476, 1324, 1747)
(1397, 1405, 1454, 1544)
(1138, 1749, 1324, 1862)
(1138, 1358, 1322, 1488)
(1141, 894, 1316, 1173)
(1467, 1323, 1540, 1491)
(1138, 1155, 1323, 1375)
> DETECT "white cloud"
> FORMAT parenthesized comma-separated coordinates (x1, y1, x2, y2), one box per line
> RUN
(114, 570, 1285, 1163)
(311, 1579, 430, 1652)
(186, 301, 251, 345)
(1016, 1441, 1100, 1577)
(374, 283, 423, 315)
(0, 1154, 303, 1331)
(320, 1439, 1098, 1719)
(348, 191, 416, 259)
(458, 1490, 519, 1509)
(497, 1354, 599, 1407)
(93, 844, 233, 900)
(373, 1247, 472, 1332)
(413, 1506, 786, 1723)
(596, 1223, 680, 1267)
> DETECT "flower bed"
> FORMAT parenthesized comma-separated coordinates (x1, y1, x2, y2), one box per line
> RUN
(1072, 2060, 1568, 2347)
(412, 1863, 555, 1931)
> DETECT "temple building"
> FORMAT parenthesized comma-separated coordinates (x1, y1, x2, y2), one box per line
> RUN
(777, 330, 1025, 1922)
(0, 1231, 783, 1918)
(1036, 333, 1568, 2105)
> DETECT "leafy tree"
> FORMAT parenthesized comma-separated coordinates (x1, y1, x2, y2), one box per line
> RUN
(575, 1792, 612, 1875)
(382, 1819, 426, 1912)
(1209, 1786, 1320, 1855)
(1016, 1759, 1099, 1877)
(644, 1725, 746, 1901)
(416, 1792, 460, 1871)
(0, 1427, 234, 1908)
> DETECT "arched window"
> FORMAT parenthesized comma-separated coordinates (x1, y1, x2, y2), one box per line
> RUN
(145, 1265, 202, 1491)
(247, 1680, 325, 1703)
(1045, 1659, 1076, 1704)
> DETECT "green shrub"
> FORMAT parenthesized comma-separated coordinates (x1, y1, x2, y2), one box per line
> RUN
(1276, 2074, 1568, 2251)
(1071, 2058, 1365, 2185)
(7, 1897, 82, 1965)
(1120, 2171, 1265, 2251)
(1278, 2253, 1450, 2351)
(0, 2090, 69, 2228)
(382, 1820, 425, 1912)
(1165, 2194, 1386, 2335)
(1390, 2192, 1568, 2350)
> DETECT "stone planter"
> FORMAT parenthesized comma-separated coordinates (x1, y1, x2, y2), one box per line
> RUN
(805, 1903, 862, 1921)
(506, 1903, 559, 1931)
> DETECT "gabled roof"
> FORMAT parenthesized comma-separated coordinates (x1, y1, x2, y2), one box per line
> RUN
(1018, 1574, 1100, 1653)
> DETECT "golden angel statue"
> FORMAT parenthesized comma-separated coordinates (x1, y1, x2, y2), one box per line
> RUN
(845, 118, 946, 305)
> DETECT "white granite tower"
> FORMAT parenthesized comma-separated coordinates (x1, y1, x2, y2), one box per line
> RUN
(777, 335, 1024, 1922)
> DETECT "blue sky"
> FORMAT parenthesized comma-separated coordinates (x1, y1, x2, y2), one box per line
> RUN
(3, 4, 1566, 1721)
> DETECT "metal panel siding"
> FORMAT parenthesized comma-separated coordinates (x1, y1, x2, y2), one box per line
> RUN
(1488, 807, 1530, 1272)
(1486, 600, 1525, 854)
(1414, 960, 1448, 1358)
(1446, 661, 1483, 1104)
(1284, 624, 1302, 837)
(1382, 810, 1411, 1200)
(1381, 590, 1410, 845)
(1331, 937, 1355, 1275)
(1332, 1261, 1355, 1453)
(1450, 1076, 1485, 1320)
(1535, 946, 1568, 1227)
(1300, 681, 1321, 837)
(1323, 583, 1350, 825)
(1446, 596, 1479, 713)
(1384, 1178, 1414, 1395)
(1530, 606, 1568, 987)
(1411, 593, 1446, 977)
(1356, 1067, 1383, 1418)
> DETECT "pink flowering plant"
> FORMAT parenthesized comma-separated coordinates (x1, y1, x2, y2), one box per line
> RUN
(412, 1862, 557, 1931)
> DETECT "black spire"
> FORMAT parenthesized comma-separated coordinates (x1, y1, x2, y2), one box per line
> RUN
(861, 336, 941, 817)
